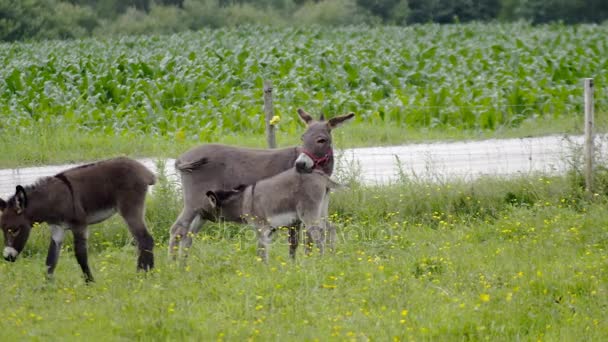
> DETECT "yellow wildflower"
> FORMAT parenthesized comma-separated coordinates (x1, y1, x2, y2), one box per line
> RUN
(269, 115, 280, 125)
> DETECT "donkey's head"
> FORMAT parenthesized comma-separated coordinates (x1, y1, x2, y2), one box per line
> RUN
(296, 108, 355, 175)
(206, 185, 246, 215)
(0, 186, 33, 262)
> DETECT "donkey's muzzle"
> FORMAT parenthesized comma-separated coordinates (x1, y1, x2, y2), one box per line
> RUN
(3, 247, 18, 262)
(295, 161, 313, 173)
(295, 153, 315, 174)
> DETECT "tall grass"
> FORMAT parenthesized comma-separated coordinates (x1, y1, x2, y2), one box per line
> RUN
(3, 168, 606, 340)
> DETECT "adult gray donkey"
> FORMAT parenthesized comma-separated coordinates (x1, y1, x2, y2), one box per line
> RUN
(169, 108, 354, 258)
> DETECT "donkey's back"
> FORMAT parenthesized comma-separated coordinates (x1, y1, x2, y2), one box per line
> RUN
(65, 157, 156, 186)
(247, 168, 334, 221)
(63, 157, 156, 212)
(175, 144, 298, 218)
(176, 144, 297, 187)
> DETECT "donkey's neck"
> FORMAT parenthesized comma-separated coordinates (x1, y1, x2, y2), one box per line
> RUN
(23, 177, 72, 224)
(322, 157, 334, 176)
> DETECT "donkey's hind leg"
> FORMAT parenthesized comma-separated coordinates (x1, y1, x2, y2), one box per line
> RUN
(118, 197, 154, 271)
(168, 208, 198, 259)
(179, 213, 206, 259)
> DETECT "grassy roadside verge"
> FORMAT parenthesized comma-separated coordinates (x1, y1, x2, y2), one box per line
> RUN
(0, 114, 588, 168)
(0, 172, 606, 340)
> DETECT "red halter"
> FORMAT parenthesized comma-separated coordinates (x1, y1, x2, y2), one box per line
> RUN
(301, 148, 333, 170)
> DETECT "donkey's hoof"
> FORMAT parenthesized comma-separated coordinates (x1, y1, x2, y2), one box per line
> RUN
(138, 252, 155, 272)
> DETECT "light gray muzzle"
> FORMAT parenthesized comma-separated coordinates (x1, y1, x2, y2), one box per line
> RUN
(3, 247, 18, 262)
(295, 153, 315, 173)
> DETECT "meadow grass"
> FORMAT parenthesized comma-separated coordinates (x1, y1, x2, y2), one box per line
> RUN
(1, 171, 606, 341)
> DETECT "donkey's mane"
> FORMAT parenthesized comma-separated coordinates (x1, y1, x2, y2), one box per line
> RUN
(5, 176, 55, 205)
(63, 161, 97, 173)
(24, 176, 56, 192)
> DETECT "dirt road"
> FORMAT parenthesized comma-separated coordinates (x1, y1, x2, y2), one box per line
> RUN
(0, 134, 591, 198)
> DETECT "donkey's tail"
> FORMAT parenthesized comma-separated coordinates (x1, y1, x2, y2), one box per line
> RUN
(147, 173, 157, 186)
(145, 168, 157, 186)
(311, 169, 346, 190)
(175, 157, 209, 173)
(327, 178, 346, 190)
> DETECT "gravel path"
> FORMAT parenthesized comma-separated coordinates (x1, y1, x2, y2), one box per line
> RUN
(0, 134, 594, 198)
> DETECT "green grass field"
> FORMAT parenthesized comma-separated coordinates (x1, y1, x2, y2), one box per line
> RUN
(1, 23, 608, 168)
(1, 173, 606, 340)
(1, 23, 607, 340)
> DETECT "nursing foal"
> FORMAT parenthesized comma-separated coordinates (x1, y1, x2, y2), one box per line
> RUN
(206, 153, 343, 262)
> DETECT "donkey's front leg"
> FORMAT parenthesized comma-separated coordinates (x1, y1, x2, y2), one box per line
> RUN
(72, 227, 94, 283)
(45, 225, 65, 280)
(321, 191, 336, 253)
(256, 225, 272, 263)
(179, 214, 205, 260)
(168, 208, 198, 259)
(304, 225, 325, 256)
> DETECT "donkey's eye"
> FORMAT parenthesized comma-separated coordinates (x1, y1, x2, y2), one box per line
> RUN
(317, 138, 327, 144)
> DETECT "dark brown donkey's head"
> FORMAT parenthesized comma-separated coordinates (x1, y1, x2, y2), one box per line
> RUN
(1, 186, 32, 262)
(296, 109, 355, 175)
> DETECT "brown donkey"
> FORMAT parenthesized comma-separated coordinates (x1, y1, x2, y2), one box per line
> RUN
(169, 108, 354, 258)
(0, 157, 156, 282)
(206, 153, 344, 262)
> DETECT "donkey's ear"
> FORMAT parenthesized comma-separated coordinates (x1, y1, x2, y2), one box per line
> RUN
(328, 112, 355, 129)
(297, 108, 314, 125)
(15, 185, 27, 213)
(206, 191, 219, 209)
(0, 198, 6, 212)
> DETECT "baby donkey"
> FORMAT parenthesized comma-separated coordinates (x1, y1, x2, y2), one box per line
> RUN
(1, 157, 156, 282)
(206, 153, 343, 262)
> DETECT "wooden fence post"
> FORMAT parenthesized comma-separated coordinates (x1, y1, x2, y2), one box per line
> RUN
(584, 78, 594, 196)
(264, 80, 276, 149)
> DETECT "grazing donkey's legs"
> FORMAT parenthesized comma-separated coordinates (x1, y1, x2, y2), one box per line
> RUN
(118, 197, 154, 271)
(288, 226, 300, 259)
(320, 192, 337, 253)
(298, 201, 325, 256)
(72, 227, 94, 283)
(256, 225, 273, 263)
(304, 225, 325, 256)
(46, 225, 65, 279)
(168, 208, 198, 259)
(178, 214, 206, 259)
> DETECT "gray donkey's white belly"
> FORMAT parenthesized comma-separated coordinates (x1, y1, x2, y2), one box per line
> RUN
(267, 212, 298, 227)
(87, 208, 117, 224)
